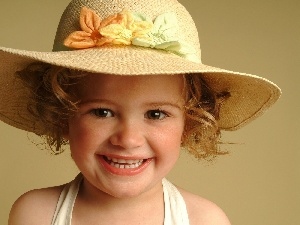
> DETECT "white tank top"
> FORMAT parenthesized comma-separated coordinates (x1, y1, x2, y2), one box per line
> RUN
(51, 174, 190, 225)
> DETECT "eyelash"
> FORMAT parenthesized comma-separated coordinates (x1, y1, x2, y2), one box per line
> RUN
(90, 108, 169, 120)
(145, 109, 169, 120)
(90, 108, 114, 118)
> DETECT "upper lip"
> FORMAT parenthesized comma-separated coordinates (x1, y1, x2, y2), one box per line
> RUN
(98, 154, 152, 161)
(106, 156, 144, 164)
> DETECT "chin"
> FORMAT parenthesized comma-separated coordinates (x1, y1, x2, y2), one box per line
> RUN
(99, 175, 163, 199)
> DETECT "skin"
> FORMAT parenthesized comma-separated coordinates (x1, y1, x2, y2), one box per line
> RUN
(8, 74, 231, 225)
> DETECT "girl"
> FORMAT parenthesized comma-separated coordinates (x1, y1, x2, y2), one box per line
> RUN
(0, 0, 281, 224)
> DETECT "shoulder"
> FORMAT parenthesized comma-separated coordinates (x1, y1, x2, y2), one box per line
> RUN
(178, 187, 231, 225)
(8, 185, 64, 225)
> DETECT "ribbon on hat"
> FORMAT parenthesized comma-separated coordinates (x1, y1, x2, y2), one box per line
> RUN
(64, 7, 199, 63)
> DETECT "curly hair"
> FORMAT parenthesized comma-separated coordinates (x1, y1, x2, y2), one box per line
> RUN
(17, 62, 230, 159)
(182, 74, 230, 160)
(17, 62, 84, 154)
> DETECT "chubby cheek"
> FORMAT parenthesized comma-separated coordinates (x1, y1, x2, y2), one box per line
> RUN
(152, 123, 184, 167)
(67, 118, 100, 160)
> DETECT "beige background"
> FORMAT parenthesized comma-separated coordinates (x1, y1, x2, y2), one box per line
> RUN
(0, 0, 299, 224)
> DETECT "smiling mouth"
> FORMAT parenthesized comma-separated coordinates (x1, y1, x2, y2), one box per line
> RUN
(103, 156, 146, 169)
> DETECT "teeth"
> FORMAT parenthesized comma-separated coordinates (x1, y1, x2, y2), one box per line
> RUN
(107, 156, 143, 164)
(105, 156, 144, 169)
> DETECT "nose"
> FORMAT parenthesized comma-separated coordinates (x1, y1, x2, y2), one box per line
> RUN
(109, 121, 145, 149)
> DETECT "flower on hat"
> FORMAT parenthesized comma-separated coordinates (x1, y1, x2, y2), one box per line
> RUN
(64, 7, 199, 63)
(99, 10, 153, 45)
(132, 12, 199, 63)
(64, 7, 109, 48)
(64, 7, 152, 48)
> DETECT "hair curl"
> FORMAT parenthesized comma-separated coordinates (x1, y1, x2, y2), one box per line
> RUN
(17, 62, 230, 159)
(182, 74, 230, 160)
(17, 62, 84, 154)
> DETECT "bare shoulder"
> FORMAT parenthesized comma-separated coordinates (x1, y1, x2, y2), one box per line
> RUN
(178, 187, 231, 225)
(8, 185, 64, 225)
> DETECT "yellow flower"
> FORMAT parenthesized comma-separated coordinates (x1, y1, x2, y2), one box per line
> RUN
(63, 7, 197, 63)
(64, 7, 152, 48)
(99, 10, 153, 45)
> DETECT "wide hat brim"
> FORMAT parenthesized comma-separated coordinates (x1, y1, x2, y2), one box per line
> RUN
(0, 45, 281, 135)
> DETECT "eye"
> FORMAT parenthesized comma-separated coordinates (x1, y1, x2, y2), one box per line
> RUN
(145, 110, 168, 120)
(91, 108, 114, 118)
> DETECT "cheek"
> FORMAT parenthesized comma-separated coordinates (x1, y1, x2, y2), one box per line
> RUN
(152, 125, 183, 176)
(164, 126, 183, 147)
(68, 119, 98, 154)
(152, 122, 184, 156)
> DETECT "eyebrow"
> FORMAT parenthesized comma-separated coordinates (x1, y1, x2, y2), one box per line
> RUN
(145, 102, 184, 110)
(79, 99, 184, 110)
(78, 99, 111, 106)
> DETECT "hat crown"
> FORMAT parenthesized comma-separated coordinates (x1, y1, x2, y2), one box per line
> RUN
(52, 0, 201, 62)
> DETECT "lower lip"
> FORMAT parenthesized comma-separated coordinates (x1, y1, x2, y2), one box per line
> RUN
(97, 155, 153, 176)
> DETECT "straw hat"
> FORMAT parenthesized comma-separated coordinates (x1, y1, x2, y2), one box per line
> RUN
(0, 0, 281, 135)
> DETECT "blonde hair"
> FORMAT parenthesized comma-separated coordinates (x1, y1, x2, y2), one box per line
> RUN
(182, 74, 230, 160)
(17, 63, 230, 159)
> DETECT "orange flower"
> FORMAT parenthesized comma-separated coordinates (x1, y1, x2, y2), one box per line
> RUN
(64, 7, 124, 48)
(64, 7, 153, 49)
(64, 7, 198, 62)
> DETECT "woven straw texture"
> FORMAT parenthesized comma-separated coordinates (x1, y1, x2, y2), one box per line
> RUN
(0, 0, 281, 135)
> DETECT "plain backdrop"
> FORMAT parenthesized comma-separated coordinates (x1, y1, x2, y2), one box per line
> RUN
(0, 0, 299, 224)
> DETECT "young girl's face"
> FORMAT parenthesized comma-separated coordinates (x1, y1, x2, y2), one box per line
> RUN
(66, 74, 185, 198)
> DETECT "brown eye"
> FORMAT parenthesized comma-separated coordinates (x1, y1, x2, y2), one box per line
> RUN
(91, 108, 114, 118)
(145, 110, 168, 120)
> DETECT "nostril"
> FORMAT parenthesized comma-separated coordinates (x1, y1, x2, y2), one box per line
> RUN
(109, 127, 145, 149)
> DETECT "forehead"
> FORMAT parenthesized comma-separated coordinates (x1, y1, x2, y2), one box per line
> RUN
(77, 74, 185, 100)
